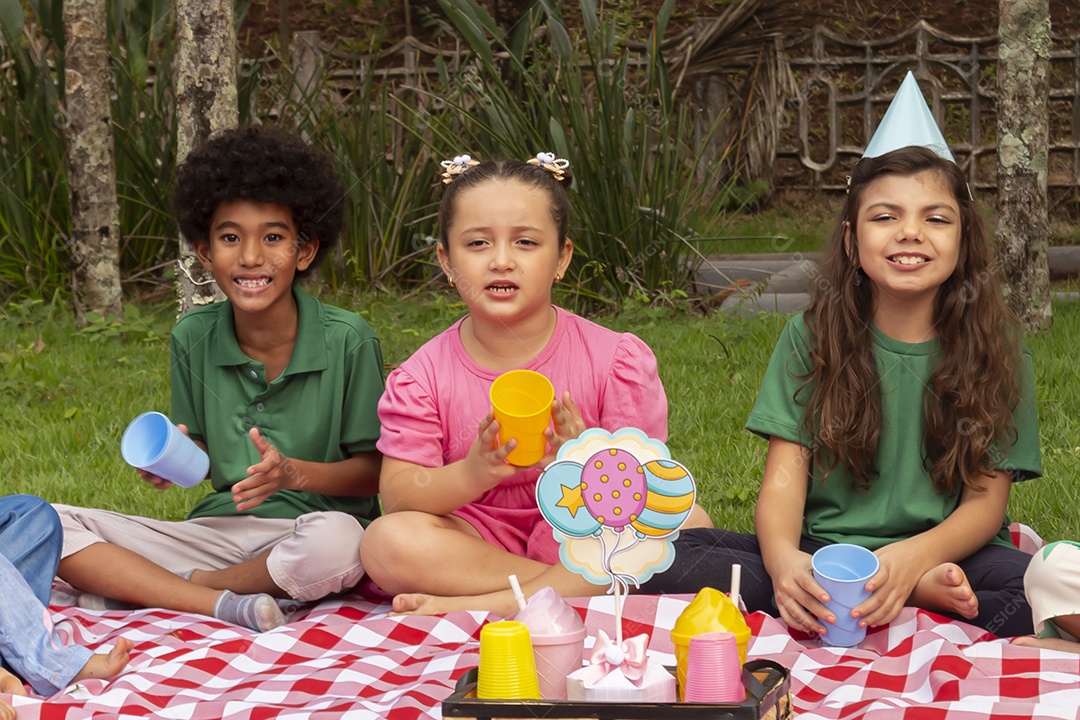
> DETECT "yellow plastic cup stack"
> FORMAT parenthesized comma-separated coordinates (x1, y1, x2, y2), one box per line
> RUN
(670, 587, 751, 701)
(476, 620, 542, 700)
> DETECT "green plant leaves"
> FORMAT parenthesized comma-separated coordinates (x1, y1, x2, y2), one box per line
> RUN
(538, 0, 572, 61)
(435, 0, 499, 66)
(0, 0, 23, 45)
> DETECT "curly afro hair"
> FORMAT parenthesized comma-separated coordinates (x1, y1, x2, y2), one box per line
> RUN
(172, 125, 345, 278)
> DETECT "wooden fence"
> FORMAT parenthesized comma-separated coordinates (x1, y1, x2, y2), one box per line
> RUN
(277, 18, 1080, 207)
(776, 20, 1080, 203)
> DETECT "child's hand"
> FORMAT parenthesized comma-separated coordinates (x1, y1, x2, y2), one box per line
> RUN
(548, 391, 585, 446)
(136, 423, 192, 490)
(464, 413, 522, 490)
(0, 667, 27, 719)
(852, 541, 923, 627)
(536, 391, 585, 466)
(232, 428, 295, 511)
(770, 551, 833, 635)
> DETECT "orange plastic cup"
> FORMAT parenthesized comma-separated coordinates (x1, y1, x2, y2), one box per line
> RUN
(489, 370, 554, 466)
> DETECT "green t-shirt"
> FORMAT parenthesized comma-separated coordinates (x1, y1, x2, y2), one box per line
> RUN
(746, 313, 1041, 550)
(170, 287, 384, 525)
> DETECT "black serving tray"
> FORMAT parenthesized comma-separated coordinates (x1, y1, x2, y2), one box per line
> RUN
(442, 659, 792, 720)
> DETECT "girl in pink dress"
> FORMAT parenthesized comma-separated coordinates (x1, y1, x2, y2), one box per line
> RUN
(359, 153, 711, 615)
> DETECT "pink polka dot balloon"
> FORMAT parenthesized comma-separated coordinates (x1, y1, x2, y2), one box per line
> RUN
(580, 448, 647, 530)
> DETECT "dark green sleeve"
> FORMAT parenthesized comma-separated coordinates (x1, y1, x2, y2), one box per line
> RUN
(341, 333, 385, 456)
(1002, 348, 1042, 482)
(745, 314, 814, 446)
(169, 327, 204, 443)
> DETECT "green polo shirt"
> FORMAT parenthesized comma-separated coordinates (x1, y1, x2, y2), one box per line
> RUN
(747, 313, 1041, 550)
(170, 287, 383, 524)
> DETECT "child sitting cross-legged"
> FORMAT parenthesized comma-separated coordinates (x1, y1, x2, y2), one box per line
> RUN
(358, 153, 712, 617)
(644, 75, 1041, 640)
(53, 126, 385, 632)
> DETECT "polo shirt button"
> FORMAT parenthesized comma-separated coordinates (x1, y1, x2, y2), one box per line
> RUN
(256, 403, 265, 412)
(249, 370, 258, 379)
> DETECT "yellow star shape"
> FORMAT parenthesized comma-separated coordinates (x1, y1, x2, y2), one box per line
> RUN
(556, 482, 586, 517)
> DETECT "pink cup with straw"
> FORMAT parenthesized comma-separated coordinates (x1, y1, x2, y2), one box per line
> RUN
(509, 584, 586, 700)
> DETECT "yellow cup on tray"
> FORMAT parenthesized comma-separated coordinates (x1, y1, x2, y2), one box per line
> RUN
(476, 620, 541, 699)
(489, 369, 554, 466)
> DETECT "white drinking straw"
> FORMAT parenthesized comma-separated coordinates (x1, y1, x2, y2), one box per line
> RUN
(508, 574, 527, 611)
(730, 564, 742, 610)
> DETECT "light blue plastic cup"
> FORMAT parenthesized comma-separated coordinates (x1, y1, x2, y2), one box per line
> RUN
(121, 412, 209, 488)
(820, 622, 867, 648)
(812, 543, 879, 647)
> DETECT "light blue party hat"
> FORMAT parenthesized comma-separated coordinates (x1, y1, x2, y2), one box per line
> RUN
(862, 71, 954, 162)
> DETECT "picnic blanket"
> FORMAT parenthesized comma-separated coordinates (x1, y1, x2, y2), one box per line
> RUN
(8, 526, 1080, 719)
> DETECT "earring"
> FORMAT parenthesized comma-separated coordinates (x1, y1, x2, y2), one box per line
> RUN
(448, 277, 456, 288)
(853, 270, 862, 287)
(555, 274, 562, 283)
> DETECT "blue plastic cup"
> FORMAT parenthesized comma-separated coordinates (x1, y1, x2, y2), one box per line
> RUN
(121, 412, 209, 488)
(811, 543, 880, 647)
(820, 622, 867, 648)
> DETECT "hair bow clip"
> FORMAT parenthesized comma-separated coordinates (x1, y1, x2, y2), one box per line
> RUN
(528, 151, 569, 182)
(440, 154, 479, 185)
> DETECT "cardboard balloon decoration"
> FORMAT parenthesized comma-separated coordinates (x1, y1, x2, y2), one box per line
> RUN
(535, 427, 697, 701)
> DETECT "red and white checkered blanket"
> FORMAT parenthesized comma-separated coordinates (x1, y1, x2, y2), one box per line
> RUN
(9, 525, 1078, 719)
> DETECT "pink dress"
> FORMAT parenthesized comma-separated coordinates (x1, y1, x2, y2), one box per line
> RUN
(377, 307, 667, 564)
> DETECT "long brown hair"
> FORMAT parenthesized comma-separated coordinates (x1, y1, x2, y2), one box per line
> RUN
(803, 146, 1020, 495)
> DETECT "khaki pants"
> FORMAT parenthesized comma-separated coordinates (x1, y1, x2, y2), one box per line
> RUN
(53, 504, 364, 601)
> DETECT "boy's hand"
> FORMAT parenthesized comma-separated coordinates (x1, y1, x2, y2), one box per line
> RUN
(463, 413, 522, 491)
(136, 423, 192, 489)
(232, 428, 296, 511)
(770, 549, 832, 635)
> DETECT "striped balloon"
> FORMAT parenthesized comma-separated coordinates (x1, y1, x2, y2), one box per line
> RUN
(630, 459, 696, 538)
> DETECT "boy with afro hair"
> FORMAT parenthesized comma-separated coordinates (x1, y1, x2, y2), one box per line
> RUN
(53, 125, 384, 631)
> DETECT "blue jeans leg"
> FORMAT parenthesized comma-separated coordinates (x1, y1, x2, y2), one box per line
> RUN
(0, 496, 92, 695)
(0, 495, 63, 606)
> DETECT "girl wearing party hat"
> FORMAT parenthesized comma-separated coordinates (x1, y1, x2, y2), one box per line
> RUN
(647, 72, 1041, 639)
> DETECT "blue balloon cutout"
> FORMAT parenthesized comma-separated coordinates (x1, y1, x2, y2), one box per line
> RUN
(536, 460, 602, 538)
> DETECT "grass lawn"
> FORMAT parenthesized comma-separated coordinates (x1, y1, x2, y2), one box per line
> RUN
(3, 291, 1079, 543)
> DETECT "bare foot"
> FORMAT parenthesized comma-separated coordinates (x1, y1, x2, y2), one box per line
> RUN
(392, 589, 521, 617)
(909, 563, 978, 619)
(392, 592, 444, 615)
(0, 668, 27, 696)
(1012, 636, 1080, 654)
(72, 638, 134, 684)
(392, 592, 490, 615)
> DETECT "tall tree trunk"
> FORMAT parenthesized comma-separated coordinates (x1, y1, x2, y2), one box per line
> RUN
(173, 0, 237, 315)
(996, 0, 1052, 332)
(63, 0, 122, 325)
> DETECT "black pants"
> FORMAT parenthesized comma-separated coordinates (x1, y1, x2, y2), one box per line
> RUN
(642, 528, 1034, 637)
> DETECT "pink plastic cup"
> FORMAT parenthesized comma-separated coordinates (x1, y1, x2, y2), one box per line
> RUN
(530, 629, 586, 700)
(682, 631, 745, 703)
(509, 586, 587, 700)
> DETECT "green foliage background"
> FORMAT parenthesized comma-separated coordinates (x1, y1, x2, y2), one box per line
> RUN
(0, 0, 763, 309)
